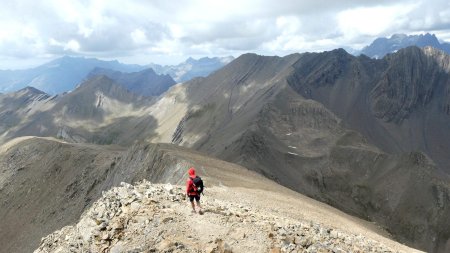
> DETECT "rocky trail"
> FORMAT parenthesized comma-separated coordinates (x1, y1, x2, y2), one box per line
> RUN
(35, 181, 423, 253)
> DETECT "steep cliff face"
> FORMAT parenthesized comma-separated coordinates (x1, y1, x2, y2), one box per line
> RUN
(286, 46, 450, 171)
(370, 47, 449, 123)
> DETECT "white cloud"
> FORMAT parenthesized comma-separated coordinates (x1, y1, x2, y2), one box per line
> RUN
(0, 0, 449, 68)
(65, 40, 81, 52)
(337, 4, 417, 40)
(131, 29, 148, 45)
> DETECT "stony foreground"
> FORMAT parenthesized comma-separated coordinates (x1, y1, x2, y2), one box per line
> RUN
(35, 181, 412, 253)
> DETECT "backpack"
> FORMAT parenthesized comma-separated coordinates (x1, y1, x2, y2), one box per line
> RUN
(191, 176, 204, 194)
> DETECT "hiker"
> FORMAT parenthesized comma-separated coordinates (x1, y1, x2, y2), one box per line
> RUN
(186, 167, 204, 214)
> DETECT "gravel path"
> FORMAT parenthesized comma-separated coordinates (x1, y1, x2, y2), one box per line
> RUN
(35, 181, 423, 253)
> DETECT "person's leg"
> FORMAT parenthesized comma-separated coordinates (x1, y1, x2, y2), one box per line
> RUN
(189, 196, 196, 213)
(195, 195, 202, 212)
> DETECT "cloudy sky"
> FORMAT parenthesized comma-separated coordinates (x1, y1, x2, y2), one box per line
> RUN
(1, 0, 450, 69)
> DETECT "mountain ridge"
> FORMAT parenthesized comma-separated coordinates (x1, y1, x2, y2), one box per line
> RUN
(35, 180, 423, 253)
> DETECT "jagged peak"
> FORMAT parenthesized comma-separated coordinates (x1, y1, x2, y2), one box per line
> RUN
(235, 52, 261, 60)
(17, 86, 47, 95)
(390, 33, 408, 39)
(231, 53, 290, 65)
(325, 48, 353, 59)
(139, 67, 158, 75)
(75, 75, 124, 94)
(5, 86, 51, 100)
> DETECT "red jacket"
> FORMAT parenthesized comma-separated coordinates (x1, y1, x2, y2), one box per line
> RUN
(186, 177, 198, 196)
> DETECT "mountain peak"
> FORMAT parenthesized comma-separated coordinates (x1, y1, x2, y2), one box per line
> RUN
(330, 48, 351, 56)
(234, 53, 263, 62)
(86, 67, 176, 97)
(140, 67, 157, 75)
(391, 33, 406, 38)
(76, 74, 122, 94)
(185, 56, 196, 63)
(18, 86, 47, 95)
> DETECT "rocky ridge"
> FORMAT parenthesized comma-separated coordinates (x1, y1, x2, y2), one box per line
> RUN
(35, 181, 421, 253)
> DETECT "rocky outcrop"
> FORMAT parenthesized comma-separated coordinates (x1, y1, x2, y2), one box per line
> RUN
(35, 181, 416, 253)
(370, 47, 448, 123)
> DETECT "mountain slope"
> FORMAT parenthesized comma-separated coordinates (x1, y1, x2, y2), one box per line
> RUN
(360, 33, 450, 58)
(87, 67, 176, 97)
(0, 137, 421, 253)
(287, 46, 450, 171)
(0, 76, 158, 145)
(0, 56, 146, 94)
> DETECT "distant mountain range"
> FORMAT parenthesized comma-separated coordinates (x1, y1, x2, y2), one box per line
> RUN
(2, 33, 450, 96)
(0, 56, 233, 95)
(0, 56, 147, 95)
(357, 33, 450, 58)
(148, 56, 234, 82)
